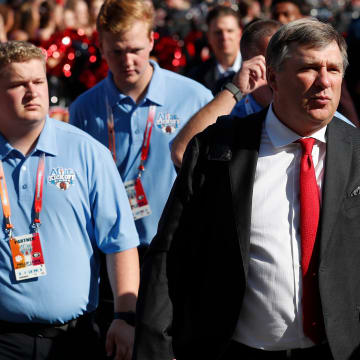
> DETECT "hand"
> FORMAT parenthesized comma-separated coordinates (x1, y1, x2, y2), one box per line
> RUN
(105, 319, 134, 360)
(232, 55, 267, 95)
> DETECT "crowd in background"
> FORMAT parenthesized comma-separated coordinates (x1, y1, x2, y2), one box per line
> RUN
(0, 0, 359, 121)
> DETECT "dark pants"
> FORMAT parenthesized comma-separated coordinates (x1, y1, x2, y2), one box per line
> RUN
(220, 341, 334, 360)
(0, 313, 105, 360)
(96, 245, 148, 359)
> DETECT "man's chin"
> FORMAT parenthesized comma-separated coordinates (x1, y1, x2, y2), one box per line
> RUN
(308, 107, 335, 124)
(19, 115, 47, 125)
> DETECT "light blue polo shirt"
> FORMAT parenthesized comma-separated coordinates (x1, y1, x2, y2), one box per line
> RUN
(231, 94, 263, 118)
(70, 60, 213, 245)
(0, 117, 139, 324)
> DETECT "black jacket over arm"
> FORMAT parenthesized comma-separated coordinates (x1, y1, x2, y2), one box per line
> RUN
(133, 109, 360, 360)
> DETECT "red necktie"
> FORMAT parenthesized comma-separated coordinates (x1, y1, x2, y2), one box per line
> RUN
(297, 138, 326, 344)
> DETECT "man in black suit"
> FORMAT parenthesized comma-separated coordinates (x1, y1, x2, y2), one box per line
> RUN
(185, 5, 242, 94)
(133, 18, 360, 360)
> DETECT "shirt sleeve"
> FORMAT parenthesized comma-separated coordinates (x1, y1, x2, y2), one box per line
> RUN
(89, 145, 140, 253)
(69, 99, 85, 130)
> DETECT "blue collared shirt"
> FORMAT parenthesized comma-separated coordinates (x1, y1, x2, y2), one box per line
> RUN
(0, 117, 139, 324)
(231, 94, 263, 118)
(70, 60, 213, 245)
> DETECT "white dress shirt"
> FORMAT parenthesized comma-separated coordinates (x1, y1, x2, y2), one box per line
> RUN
(216, 51, 242, 80)
(232, 105, 327, 350)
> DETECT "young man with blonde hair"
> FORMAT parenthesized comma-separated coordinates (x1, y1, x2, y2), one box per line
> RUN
(70, 0, 212, 250)
(69, 2, 212, 354)
(0, 40, 139, 360)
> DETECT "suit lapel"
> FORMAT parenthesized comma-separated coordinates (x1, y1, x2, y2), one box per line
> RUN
(204, 60, 217, 92)
(228, 110, 265, 275)
(319, 118, 352, 259)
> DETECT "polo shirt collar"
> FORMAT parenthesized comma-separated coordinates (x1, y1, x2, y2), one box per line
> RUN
(0, 115, 58, 160)
(35, 116, 58, 156)
(216, 51, 242, 75)
(0, 135, 13, 160)
(104, 60, 165, 107)
(144, 60, 165, 106)
(104, 72, 122, 107)
(265, 103, 327, 149)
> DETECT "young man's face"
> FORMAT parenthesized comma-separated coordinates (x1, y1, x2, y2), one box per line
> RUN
(268, 41, 343, 135)
(207, 15, 242, 61)
(0, 59, 49, 129)
(100, 21, 154, 92)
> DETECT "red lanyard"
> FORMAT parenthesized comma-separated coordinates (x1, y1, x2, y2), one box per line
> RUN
(138, 105, 156, 176)
(0, 153, 45, 237)
(106, 102, 156, 177)
(106, 97, 116, 162)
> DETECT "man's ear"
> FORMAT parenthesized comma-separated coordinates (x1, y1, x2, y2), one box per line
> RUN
(266, 67, 277, 92)
(149, 31, 154, 52)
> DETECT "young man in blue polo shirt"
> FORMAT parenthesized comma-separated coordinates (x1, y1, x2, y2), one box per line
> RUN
(69, 0, 212, 347)
(70, 0, 213, 251)
(0, 41, 139, 360)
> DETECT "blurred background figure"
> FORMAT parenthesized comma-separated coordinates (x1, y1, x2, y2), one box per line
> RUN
(88, 0, 104, 34)
(344, 14, 360, 119)
(270, 0, 308, 24)
(238, 0, 262, 26)
(151, 0, 208, 73)
(38, 0, 106, 122)
(0, 3, 13, 42)
(185, 4, 242, 94)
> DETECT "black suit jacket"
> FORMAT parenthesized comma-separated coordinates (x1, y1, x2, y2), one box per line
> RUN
(185, 57, 219, 94)
(133, 108, 360, 360)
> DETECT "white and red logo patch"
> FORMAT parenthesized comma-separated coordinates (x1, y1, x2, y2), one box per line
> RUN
(48, 167, 75, 190)
(156, 112, 180, 134)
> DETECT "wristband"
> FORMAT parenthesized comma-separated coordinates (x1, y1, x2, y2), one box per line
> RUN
(222, 82, 243, 102)
(114, 311, 136, 326)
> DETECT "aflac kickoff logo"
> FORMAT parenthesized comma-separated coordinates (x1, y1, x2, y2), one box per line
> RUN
(48, 168, 75, 190)
(156, 112, 180, 134)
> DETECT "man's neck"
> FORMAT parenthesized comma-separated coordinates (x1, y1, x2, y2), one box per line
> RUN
(117, 63, 154, 104)
(1, 120, 45, 156)
(217, 52, 238, 70)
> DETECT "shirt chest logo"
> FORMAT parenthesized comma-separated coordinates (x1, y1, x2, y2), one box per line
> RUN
(48, 167, 76, 190)
(156, 112, 181, 134)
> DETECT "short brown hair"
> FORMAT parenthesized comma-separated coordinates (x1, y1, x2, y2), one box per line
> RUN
(97, 0, 154, 39)
(240, 19, 281, 60)
(0, 40, 45, 72)
(266, 18, 348, 74)
(206, 5, 241, 29)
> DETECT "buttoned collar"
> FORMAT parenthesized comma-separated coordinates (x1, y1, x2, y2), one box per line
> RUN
(265, 104, 327, 149)
(0, 115, 58, 160)
(104, 60, 165, 108)
(216, 51, 242, 75)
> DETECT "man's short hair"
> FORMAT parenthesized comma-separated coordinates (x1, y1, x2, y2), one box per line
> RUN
(0, 41, 45, 73)
(240, 19, 281, 60)
(206, 5, 241, 29)
(266, 18, 348, 74)
(97, 0, 154, 38)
